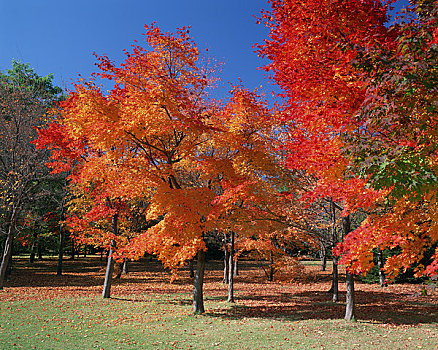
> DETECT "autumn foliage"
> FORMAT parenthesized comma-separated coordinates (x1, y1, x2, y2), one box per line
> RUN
(259, 0, 438, 279)
(26, 0, 438, 322)
(36, 24, 303, 288)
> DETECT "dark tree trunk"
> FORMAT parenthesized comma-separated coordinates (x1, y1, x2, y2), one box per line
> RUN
(330, 200, 338, 302)
(234, 258, 239, 276)
(0, 209, 17, 289)
(320, 244, 327, 271)
(70, 240, 75, 260)
(345, 271, 356, 321)
(342, 215, 356, 321)
(331, 257, 339, 302)
(102, 213, 118, 299)
(56, 219, 65, 276)
(223, 233, 229, 284)
(227, 231, 235, 303)
(377, 249, 387, 287)
(188, 259, 194, 278)
(37, 237, 43, 260)
(114, 261, 122, 279)
(268, 250, 274, 282)
(193, 250, 206, 314)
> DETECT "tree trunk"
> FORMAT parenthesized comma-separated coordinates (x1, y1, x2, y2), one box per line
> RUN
(37, 237, 43, 260)
(223, 233, 229, 284)
(234, 258, 239, 276)
(114, 261, 122, 279)
(122, 259, 128, 275)
(342, 215, 356, 321)
(188, 259, 194, 278)
(330, 200, 338, 302)
(378, 249, 386, 287)
(320, 244, 327, 271)
(102, 241, 115, 298)
(227, 231, 235, 303)
(56, 221, 65, 276)
(331, 257, 339, 302)
(269, 250, 274, 282)
(102, 213, 118, 299)
(0, 208, 17, 289)
(193, 250, 206, 314)
(345, 271, 356, 321)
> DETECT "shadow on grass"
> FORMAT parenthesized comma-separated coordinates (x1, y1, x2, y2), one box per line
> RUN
(4, 256, 169, 288)
(4, 257, 437, 327)
(204, 289, 438, 325)
(110, 296, 148, 303)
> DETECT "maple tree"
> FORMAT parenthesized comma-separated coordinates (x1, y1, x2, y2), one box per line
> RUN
(259, 0, 438, 322)
(257, 0, 394, 320)
(36, 24, 220, 306)
(339, 0, 438, 281)
(37, 24, 292, 312)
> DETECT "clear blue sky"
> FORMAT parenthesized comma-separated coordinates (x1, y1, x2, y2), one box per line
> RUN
(0, 0, 410, 98)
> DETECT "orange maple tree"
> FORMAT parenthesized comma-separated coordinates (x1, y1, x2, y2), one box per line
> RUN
(37, 24, 293, 312)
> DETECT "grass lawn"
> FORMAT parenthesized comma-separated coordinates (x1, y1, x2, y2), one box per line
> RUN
(0, 256, 437, 349)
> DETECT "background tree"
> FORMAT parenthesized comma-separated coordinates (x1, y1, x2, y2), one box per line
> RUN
(0, 61, 62, 289)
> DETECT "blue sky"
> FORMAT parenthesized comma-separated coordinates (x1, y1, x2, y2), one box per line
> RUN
(0, 0, 410, 98)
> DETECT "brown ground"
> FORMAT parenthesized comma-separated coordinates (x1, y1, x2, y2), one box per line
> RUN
(1, 256, 437, 325)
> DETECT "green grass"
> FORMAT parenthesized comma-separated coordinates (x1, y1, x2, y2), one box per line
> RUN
(1, 293, 437, 349)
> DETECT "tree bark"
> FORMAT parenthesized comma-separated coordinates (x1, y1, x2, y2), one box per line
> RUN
(102, 213, 118, 299)
(320, 244, 327, 271)
(223, 233, 229, 283)
(193, 249, 206, 314)
(102, 241, 115, 298)
(122, 259, 128, 275)
(114, 261, 123, 279)
(0, 208, 17, 289)
(377, 249, 386, 287)
(330, 200, 338, 302)
(234, 258, 239, 276)
(331, 257, 339, 302)
(343, 215, 356, 321)
(345, 271, 356, 321)
(227, 231, 235, 303)
(37, 237, 43, 260)
(188, 259, 194, 278)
